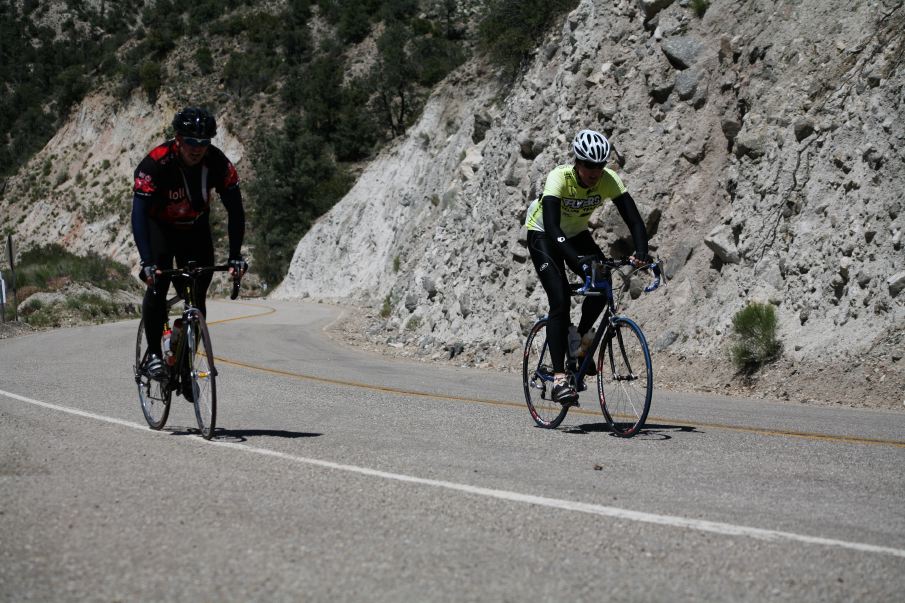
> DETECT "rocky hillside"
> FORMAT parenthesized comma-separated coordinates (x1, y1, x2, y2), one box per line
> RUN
(0, 92, 247, 267)
(274, 0, 905, 408)
(2, 0, 902, 408)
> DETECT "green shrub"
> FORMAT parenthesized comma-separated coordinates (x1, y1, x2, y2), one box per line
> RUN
(16, 243, 135, 292)
(247, 116, 352, 286)
(22, 292, 135, 327)
(478, 0, 579, 77)
(372, 21, 419, 136)
(223, 49, 277, 96)
(691, 0, 710, 18)
(196, 46, 214, 74)
(139, 60, 163, 102)
(730, 302, 782, 373)
(318, 0, 381, 43)
(380, 294, 393, 318)
(412, 34, 465, 87)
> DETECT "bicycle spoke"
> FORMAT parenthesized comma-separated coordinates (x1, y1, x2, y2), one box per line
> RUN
(523, 319, 570, 429)
(186, 314, 217, 439)
(135, 318, 171, 430)
(597, 318, 652, 437)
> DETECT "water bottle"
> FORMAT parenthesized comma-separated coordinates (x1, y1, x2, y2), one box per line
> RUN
(162, 325, 175, 366)
(578, 328, 596, 357)
(568, 325, 581, 358)
(170, 319, 182, 355)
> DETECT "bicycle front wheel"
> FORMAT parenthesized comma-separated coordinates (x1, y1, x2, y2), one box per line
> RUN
(596, 317, 652, 437)
(523, 318, 569, 429)
(135, 318, 171, 430)
(184, 312, 217, 439)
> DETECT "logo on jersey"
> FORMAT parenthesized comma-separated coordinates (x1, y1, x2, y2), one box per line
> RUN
(562, 195, 602, 210)
(161, 199, 200, 223)
(134, 172, 155, 194)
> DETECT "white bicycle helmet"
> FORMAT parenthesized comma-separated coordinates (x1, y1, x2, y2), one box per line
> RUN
(572, 129, 610, 163)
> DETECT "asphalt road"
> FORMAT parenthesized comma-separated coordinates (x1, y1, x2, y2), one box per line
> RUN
(1, 299, 904, 602)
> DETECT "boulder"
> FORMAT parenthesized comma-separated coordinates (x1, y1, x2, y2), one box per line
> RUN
(661, 37, 704, 70)
(636, 0, 675, 20)
(721, 117, 742, 142)
(704, 224, 741, 264)
(734, 128, 767, 159)
(793, 116, 815, 142)
(675, 69, 700, 100)
(887, 271, 905, 298)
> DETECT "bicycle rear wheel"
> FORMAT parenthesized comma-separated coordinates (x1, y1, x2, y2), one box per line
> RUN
(523, 318, 570, 429)
(596, 317, 652, 437)
(135, 318, 171, 430)
(184, 312, 217, 439)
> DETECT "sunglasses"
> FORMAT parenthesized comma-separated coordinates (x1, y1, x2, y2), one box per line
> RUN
(579, 159, 606, 170)
(182, 137, 211, 147)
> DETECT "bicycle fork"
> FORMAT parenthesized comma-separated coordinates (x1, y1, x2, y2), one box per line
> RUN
(585, 319, 637, 384)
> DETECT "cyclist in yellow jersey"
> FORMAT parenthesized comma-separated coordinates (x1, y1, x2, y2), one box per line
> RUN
(525, 129, 649, 403)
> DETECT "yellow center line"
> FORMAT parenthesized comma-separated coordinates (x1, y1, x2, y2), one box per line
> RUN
(206, 301, 276, 325)
(214, 356, 905, 449)
(215, 355, 525, 409)
(640, 417, 905, 448)
(208, 303, 905, 449)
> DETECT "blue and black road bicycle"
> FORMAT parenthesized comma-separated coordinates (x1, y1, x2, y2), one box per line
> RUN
(522, 258, 664, 436)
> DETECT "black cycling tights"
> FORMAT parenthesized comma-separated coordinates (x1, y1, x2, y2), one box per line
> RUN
(527, 230, 607, 373)
(143, 222, 215, 356)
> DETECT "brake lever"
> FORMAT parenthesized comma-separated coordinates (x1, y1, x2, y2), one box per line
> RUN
(643, 262, 663, 293)
(575, 275, 593, 295)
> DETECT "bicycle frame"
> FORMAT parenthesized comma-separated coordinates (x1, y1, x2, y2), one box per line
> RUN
(136, 261, 240, 439)
(532, 260, 661, 391)
(158, 265, 229, 384)
(167, 307, 204, 385)
(522, 258, 661, 433)
(570, 286, 637, 393)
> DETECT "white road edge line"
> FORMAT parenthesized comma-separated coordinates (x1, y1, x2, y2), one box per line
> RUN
(3, 388, 904, 560)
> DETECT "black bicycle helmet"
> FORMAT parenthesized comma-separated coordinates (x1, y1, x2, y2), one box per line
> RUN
(172, 107, 217, 138)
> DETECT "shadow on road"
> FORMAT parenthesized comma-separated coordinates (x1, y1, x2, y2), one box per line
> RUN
(165, 426, 323, 442)
(563, 422, 700, 440)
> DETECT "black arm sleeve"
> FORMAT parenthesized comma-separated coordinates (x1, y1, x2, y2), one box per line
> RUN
(541, 195, 583, 274)
(613, 192, 649, 259)
(221, 186, 246, 259)
(130, 194, 153, 265)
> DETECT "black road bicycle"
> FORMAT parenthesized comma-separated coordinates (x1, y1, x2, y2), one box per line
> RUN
(134, 263, 240, 439)
(522, 258, 663, 436)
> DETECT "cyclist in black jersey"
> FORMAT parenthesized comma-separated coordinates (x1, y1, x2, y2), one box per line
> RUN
(131, 107, 247, 379)
(525, 129, 650, 403)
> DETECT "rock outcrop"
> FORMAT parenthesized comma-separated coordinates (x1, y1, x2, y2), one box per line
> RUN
(0, 90, 246, 269)
(275, 0, 905, 406)
(3, 0, 903, 407)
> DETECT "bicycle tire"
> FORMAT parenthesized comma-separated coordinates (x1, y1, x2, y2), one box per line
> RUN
(184, 312, 217, 439)
(135, 318, 171, 430)
(523, 318, 570, 429)
(596, 317, 652, 437)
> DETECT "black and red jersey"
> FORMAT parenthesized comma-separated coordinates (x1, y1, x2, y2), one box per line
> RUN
(133, 139, 240, 227)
